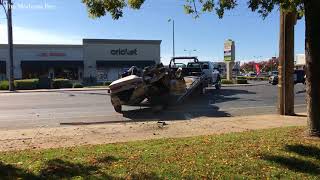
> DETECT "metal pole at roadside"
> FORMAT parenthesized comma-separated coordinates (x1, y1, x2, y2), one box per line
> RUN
(7, 0, 14, 91)
(1, 0, 14, 91)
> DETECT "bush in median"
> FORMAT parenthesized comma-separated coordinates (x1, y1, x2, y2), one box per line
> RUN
(221, 79, 233, 84)
(236, 79, 248, 84)
(73, 83, 83, 88)
(103, 81, 112, 86)
(52, 79, 73, 89)
(14, 79, 39, 90)
(0, 81, 9, 90)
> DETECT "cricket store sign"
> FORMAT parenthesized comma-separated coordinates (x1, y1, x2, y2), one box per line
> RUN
(111, 48, 138, 56)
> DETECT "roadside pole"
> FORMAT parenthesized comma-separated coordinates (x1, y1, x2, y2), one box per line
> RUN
(168, 19, 175, 58)
(7, 0, 14, 91)
(278, 9, 296, 115)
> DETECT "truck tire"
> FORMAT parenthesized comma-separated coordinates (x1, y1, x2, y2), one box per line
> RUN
(215, 83, 221, 90)
(114, 105, 122, 113)
(215, 77, 221, 90)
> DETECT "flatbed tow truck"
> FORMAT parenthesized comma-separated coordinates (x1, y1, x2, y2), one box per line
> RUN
(109, 57, 221, 113)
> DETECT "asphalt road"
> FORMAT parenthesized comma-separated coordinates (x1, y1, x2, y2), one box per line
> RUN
(0, 83, 306, 130)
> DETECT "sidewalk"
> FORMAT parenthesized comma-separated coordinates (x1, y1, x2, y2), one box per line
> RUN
(0, 87, 110, 94)
(0, 114, 307, 152)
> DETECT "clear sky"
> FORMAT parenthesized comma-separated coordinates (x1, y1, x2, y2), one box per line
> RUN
(0, 0, 305, 64)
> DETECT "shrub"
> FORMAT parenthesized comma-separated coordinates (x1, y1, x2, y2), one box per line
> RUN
(221, 79, 233, 84)
(0, 81, 9, 90)
(14, 79, 39, 90)
(83, 77, 97, 86)
(73, 83, 83, 88)
(236, 76, 246, 80)
(104, 81, 112, 86)
(237, 79, 248, 84)
(52, 79, 73, 89)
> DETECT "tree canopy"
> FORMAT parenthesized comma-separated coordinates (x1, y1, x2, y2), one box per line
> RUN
(82, 0, 304, 20)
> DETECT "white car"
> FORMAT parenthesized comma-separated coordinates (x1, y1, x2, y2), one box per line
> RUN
(200, 61, 221, 89)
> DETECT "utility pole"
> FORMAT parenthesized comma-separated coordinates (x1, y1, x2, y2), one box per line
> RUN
(184, 49, 197, 56)
(172, 19, 175, 57)
(7, 0, 14, 91)
(278, 9, 296, 115)
(168, 18, 175, 57)
(1, 0, 14, 91)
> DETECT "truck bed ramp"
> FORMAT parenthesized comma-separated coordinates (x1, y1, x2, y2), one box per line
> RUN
(175, 74, 206, 104)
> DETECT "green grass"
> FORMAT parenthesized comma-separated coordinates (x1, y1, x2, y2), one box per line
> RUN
(0, 127, 319, 179)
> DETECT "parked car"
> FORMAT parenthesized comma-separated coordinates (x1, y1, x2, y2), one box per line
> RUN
(269, 71, 279, 77)
(293, 70, 306, 84)
(269, 75, 279, 85)
(269, 70, 305, 85)
(246, 72, 257, 77)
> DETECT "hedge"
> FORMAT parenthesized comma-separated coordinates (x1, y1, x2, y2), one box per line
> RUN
(0, 81, 9, 90)
(236, 79, 248, 84)
(221, 79, 233, 84)
(103, 81, 112, 86)
(73, 83, 83, 88)
(52, 79, 73, 89)
(237, 76, 268, 81)
(14, 79, 39, 90)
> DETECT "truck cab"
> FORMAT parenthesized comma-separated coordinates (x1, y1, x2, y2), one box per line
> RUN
(169, 57, 221, 89)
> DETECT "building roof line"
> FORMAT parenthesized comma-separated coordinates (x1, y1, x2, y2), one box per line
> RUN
(83, 39, 162, 45)
(0, 44, 83, 48)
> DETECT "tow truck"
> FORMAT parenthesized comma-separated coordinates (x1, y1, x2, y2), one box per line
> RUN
(109, 57, 221, 113)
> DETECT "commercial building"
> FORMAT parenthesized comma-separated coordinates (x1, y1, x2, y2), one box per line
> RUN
(295, 54, 305, 70)
(0, 39, 161, 82)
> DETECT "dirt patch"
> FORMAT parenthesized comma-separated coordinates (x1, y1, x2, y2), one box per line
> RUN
(0, 114, 307, 152)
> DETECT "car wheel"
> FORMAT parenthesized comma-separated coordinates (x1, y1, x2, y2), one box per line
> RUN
(215, 77, 221, 90)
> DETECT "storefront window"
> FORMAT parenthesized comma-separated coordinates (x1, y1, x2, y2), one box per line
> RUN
(54, 67, 79, 80)
(21, 61, 83, 80)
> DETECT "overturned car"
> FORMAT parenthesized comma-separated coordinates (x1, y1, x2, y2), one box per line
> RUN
(109, 57, 221, 113)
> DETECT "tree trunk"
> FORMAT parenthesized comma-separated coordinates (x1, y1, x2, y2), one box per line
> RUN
(304, 0, 320, 136)
(278, 10, 295, 115)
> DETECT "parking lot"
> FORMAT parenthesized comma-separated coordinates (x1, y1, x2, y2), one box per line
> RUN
(0, 84, 306, 130)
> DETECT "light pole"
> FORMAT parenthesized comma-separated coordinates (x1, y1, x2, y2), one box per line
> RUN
(184, 49, 197, 56)
(1, 0, 14, 91)
(168, 18, 175, 57)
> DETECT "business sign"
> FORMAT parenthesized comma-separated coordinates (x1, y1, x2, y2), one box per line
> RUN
(38, 52, 66, 57)
(110, 48, 138, 56)
(224, 40, 235, 62)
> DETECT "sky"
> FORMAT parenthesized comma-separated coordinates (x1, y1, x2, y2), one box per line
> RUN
(0, 0, 306, 64)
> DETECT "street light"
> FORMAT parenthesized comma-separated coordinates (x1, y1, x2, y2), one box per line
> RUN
(0, 0, 14, 91)
(168, 18, 175, 57)
(184, 49, 197, 56)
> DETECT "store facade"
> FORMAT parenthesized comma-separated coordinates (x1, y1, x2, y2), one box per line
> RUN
(0, 39, 161, 82)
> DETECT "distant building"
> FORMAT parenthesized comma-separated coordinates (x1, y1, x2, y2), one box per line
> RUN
(295, 54, 305, 70)
(0, 39, 161, 82)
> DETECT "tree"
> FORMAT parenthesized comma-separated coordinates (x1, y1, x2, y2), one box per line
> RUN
(82, 0, 320, 136)
(240, 58, 279, 73)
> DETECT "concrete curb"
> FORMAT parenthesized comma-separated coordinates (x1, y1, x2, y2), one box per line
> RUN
(222, 82, 269, 87)
(0, 83, 269, 94)
(0, 87, 110, 94)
